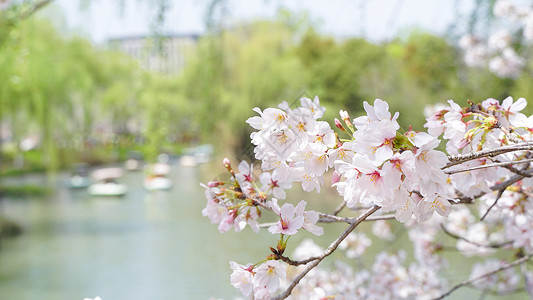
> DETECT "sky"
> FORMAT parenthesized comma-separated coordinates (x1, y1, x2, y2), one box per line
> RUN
(52, 0, 474, 44)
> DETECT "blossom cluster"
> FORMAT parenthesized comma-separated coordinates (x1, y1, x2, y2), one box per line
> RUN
(425, 97, 533, 197)
(201, 95, 533, 299)
(229, 260, 287, 299)
(246, 96, 456, 223)
(458, 0, 533, 78)
(333, 99, 454, 222)
(201, 159, 323, 237)
(289, 238, 445, 300)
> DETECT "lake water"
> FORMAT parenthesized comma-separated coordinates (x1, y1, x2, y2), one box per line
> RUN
(0, 164, 526, 300)
(0, 164, 348, 300)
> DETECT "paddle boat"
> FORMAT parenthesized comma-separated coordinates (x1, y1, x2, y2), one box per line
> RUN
(144, 163, 172, 190)
(88, 167, 128, 196)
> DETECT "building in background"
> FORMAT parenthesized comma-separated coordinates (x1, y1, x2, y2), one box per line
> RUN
(108, 34, 200, 75)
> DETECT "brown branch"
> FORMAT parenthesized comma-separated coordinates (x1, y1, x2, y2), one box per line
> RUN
(276, 254, 319, 266)
(272, 205, 381, 300)
(332, 201, 346, 216)
(480, 188, 505, 221)
(318, 213, 395, 224)
(455, 169, 533, 203)
(440, 224, 512, 249)
(444, 158, 533, 175)
(445, 142, 533, 169)
(431, 253, 533, 300)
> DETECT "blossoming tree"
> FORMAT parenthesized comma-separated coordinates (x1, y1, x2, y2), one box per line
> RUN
(459, 0, 533, 78)
(201, 95, 533, 299)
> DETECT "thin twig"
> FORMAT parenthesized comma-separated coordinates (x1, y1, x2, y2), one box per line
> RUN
(318, 214, 350, 224)
(431, 253, 533, 300)
(272, 205, 381, 300)
(365, 214, 396, 221)
(503, 164, 533, 177)
(456, 169, 533, 203)
(445, 158, 533, 175)
(318, 213, 395, 224)
(332, 201, 346, 216)
(440, 224, 512, 249)
(277, 254, 319, 266)
(445, 142, 533, 169)
(480, 189, 505, 221)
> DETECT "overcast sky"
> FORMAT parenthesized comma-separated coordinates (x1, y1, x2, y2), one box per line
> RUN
(53, 0, 474, 44)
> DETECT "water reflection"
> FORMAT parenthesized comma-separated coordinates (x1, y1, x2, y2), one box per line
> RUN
(0, 165, 278, 299)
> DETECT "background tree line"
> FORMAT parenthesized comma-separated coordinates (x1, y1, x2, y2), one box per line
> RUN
(2, 7, 533, 174)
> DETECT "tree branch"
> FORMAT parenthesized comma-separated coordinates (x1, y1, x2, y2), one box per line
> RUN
(431, 253, 533, 300)
(272, 205, 381, 300)
(318, 212, 395, 224)
(455, 169, 533, 203)
(444, 158, 533, 175)
(480, 188, 505, 221)
(444, 142, 533, 169)
(440, 223, 512, 249)
(332, 201, 346, 216)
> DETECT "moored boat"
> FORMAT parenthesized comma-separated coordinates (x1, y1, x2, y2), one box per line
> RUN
(144, 163, 172, 190)
(88, 167, 128, 196)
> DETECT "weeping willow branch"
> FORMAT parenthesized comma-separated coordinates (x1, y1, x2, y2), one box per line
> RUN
(272, 205, 381, 300)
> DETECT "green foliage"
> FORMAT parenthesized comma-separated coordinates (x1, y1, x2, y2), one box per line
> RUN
(3, 9, 533, 170)
(181, 19, 307, 151)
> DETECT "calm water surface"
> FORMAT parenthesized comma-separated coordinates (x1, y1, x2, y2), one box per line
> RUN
(0, 165, 267, 299)
(0, 164, 525, 300)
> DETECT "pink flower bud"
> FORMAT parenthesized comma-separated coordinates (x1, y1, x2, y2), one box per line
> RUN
(334, 118, 346, 131)
(223, 157, 231, 167)
(339, 110, 349, 120)
(207, 180, 222, 187)
(331, 171, 341, 184)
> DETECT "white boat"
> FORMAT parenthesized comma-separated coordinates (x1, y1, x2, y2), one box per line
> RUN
(88, 168, 128, 196)
(144, 176, 172, 190)
(143, 163, 172, 190)
(88, 182, 128, 196)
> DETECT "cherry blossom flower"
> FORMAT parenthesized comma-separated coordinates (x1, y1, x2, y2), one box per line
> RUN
(268, 198, 304, 235)
(295, 200, 324, 236)
(254, 260, 287, 294)
(259, 171, 291, 199)
(300, 96, 325, 119)
(230, 261, 255, 296)
(235, 160, 254, 188)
